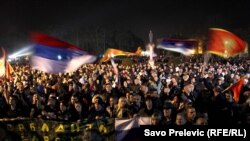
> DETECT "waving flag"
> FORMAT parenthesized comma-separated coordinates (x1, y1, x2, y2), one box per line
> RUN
(207, 28, 248, 58)
(6, 62, 15, 80)
(100, 47, 142, 62)
(223, 76, 246, 103)
(0, 48, 15, 80)
(157, 38, 197, 55)
(115, 117, 150, 141)
(31, 33, 96, 73)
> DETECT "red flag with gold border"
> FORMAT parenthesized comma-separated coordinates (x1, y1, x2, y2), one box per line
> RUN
(207, 28, 248, 58)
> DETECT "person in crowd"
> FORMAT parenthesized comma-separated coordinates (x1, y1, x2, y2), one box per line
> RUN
(175, 113, 186, 125)
(195, 113, 208, 125)
(161, 102, 175, 126)
(106, 96, 117, 118)
(150, 111, 162, 125)
(30, 93, 43, 118)
(139, 96, 160, 117)
(88, 96, 108, 122)
(129, 94, 143, 116)
(70, 101, 86, 122)
(115, 97, 132, 118)
(41, 94, 57, 120)
(57, 100, 70, 121)
(185, 106, 197, 125)
(6, 95, 24, 118)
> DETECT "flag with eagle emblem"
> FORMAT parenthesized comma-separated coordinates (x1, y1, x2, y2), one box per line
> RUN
(207, 28, 248, 58)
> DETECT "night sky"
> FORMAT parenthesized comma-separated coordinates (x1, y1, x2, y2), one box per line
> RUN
(1, 0, 250, 53)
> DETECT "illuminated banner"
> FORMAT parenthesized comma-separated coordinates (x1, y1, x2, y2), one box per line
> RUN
(0, 119, 114, 141)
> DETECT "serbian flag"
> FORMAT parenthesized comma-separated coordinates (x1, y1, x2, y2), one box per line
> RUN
(157, 38, 197, 55)
(30, 33, 96, 73)
(100, 47, 142, 62)
(115, 117, 151, 141)
(207, 28, 248, 58)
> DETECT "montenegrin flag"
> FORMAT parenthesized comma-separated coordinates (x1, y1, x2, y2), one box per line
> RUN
(207, 28, 248, 58)
(30, 33, 96, 73)
(223, 76, 246, 103)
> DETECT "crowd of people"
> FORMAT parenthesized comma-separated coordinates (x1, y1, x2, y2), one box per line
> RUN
(0, 55, 250, 126)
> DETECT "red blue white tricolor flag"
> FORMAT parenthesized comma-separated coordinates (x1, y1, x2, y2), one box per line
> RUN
(30, 33, 96, 73)
(157, 38, 197, 56)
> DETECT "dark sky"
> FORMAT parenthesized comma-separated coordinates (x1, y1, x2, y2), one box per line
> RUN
(1, 0, 250, 53)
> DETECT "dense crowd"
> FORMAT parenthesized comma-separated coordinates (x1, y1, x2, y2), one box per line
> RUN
(0, 55, 250, 126)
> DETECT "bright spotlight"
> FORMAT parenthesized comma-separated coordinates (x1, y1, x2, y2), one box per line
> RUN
(8, 45, 34, 59)
(57, 55, 62, 60)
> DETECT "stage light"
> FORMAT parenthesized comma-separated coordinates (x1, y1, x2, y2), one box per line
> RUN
(8, 45, 33, 59)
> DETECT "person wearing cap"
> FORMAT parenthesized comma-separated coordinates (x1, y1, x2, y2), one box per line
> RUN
(161, 102, 175, 126)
